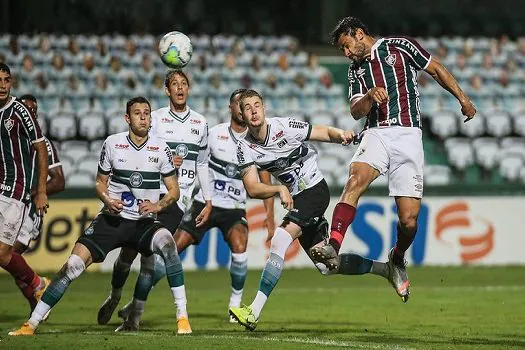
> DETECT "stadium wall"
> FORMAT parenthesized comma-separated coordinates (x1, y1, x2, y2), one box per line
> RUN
(6, 192, 524, 273)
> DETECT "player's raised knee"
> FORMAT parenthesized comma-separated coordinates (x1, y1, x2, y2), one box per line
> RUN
(398, 213, 418, 233)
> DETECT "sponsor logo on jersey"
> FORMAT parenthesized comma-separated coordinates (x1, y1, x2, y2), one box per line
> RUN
(14, 103, 34, 132)
(256, 154, 265, 159)
(149, 156, 159, 163)
(175, 144, 189, 158)
(190, 119, 201, 124)
(121, 191, 136, 207)
(288, 120, 308, 129)
(272, 130, 284, 141)
(218, 135, 229, 140)
(147, 146, 159, 152)
(4, 117, 14, 132)
(356, 67, 366, 78)
(225, 164, 237, 178)
(236, 148, 245, 163)
(277, 138, 288, 148)
(118, 158, 126, 163)
(161, 117, 173, 123)
(129, 172, 143, 187)
(115, 144, 129, 149)
(214, 179, 226, 191)
(0, 183, 12, 191)
(191, 128, 199, 135)
(165, 130, 174, 134)
(385, 53, 397, 66)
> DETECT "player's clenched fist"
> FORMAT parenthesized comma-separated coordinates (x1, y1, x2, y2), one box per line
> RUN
(460, 98, 476, 123)
(172, 155, 184, 169)
(367, 87, 389, 104)
(278, 185, 294, 211)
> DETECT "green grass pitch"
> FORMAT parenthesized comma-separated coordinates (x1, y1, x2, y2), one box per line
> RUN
(1, 266, 524, 349)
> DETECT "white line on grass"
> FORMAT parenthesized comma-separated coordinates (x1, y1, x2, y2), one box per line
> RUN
(80, 331, 413, 349)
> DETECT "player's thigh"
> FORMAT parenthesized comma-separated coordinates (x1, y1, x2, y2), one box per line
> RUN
(157, 199, 185, 234)
(283, 179, 331, 241)
(71, 242, 95, 267)
(387, 127, 424, 198)
(177, 201, 214, 245)
(221, 210, 249, 253)
(0, 195, 26, 247)
(351, 129, 389, 180)
(174, 228, 196, 253)
(77, 214, 129, 263)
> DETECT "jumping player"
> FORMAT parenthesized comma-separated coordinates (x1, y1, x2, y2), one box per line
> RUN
(310, 17, 476, 302)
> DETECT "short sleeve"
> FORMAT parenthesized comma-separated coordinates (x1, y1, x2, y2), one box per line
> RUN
(237, 140, 254, 171)
(285, 117, 312, 141)
(392, 37, 432, 70)
(160, 143, 177, 177)
(46, 139, 62, 169)
(15, 101, 44, 144)
(348, 68, 366, 103)
(97, 139, 112, 175)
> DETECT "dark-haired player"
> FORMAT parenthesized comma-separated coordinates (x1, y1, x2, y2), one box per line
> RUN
(311, 17, 476, 302)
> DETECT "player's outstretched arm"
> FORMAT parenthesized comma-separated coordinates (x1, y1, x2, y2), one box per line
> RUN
(309, 125, 356, 145)
(32, 140, 49, 216)
(95, 172, 123, 214)
(425, 58, 476, 122)
(242, 166, 293, 210)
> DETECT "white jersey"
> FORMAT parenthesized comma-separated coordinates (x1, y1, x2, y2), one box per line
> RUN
(237, 117, 324, 196)
(194, 123, 247, 209)
(98, 132, 176, 220)
(151, 106, 208, 211)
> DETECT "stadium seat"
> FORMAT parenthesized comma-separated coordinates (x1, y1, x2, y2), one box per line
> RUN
(318, 155, 340, 174)
(75, 155, 99, 177)
(513, 113, 525, 137)
(485, 110, 512, 137)
(67, 171, 95, 187)
(78, 113, 106, 140)
(445, 138, 474, 170)
(60, 140, 90, 151)
(424, 164, 452, 185)
(499, 155, 524, 181)
(90, 140, 105, 152)
(309, 110, 334, 126)
(63, 147, 90, 161)
(59, 156, 76, 178)
(48, 115, 77, 140)
(430, 110, 458, 139)
(107, 117, 129, 134)
(472, 137, 500, 170)
(459, 112, 484, 137)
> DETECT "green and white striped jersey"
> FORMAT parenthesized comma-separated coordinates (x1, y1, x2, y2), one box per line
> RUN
(150, 106, 208, 211)
(98, 132, 177, 220)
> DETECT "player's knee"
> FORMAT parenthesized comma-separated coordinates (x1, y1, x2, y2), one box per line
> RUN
(151, 228, 176, 255)
(0, 251, 11, 266)
(229, 227, 248, 253)
(64, 254, 86, 281)
(398, 212, 418, 233)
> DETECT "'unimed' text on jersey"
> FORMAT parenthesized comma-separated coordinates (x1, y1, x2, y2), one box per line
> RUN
(0, 97, 45, 203)
(237, 117, 324, 196)
(194, 123, 247, 209)
(348, 36, 432, 129)
(150, 106, 207, 211)
(98, 132, 177, 220)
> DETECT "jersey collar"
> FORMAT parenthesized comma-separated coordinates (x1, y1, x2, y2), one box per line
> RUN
(126, 134, 149, 151)
(370, 38, 384, 61)
(168, 106, 191, 123)
(228, 126, 247, 143)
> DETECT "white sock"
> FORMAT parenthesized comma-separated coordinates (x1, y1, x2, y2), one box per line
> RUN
(28, 301, 51, 329)
(229, 287, 243, 308)
(250, 291, 268, 319)
(171, 285, 188, 319)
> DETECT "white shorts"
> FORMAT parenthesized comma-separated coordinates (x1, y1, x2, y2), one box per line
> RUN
(351, 126, 424, 198)
(17, 213, 42, 246)
(0, 194, 27, 246)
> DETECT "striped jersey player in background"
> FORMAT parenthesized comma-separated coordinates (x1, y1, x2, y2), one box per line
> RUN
(0, 63, 51, 313)
(117, 89, 275, 324)
(9, 96, 192, 336)
(311, 17, 477, 302)
(13, 94, 65, 315)
(98, 70, 211, 331)
(229, 89, 393, 331)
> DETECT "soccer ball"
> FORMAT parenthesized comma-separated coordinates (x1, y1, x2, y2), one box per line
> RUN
(158, 31, 193, 69)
